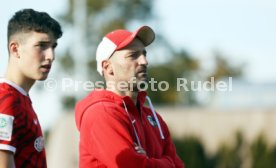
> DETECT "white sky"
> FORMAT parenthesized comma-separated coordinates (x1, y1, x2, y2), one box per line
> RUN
(0, 0, 276, 130)
(155, 0, 276, 83)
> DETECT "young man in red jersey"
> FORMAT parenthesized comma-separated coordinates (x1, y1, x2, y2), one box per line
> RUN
(75, 26, 184, 168)
(0, 9, 62, 167)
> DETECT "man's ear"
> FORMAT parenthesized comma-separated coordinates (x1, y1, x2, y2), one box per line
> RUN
(9, 41, 20, 58)
(102, 60, 114, 76)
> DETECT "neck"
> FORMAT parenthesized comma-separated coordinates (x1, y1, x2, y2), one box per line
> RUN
(5, 64, 35, 93)
(106, 85, 138, 104)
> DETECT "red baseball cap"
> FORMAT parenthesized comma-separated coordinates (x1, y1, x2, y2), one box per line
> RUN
(96, 25, 155, 75)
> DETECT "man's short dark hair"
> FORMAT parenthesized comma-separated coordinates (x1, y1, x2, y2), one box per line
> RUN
(7, 8, 63, 43)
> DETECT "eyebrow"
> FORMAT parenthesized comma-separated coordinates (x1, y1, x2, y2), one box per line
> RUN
(37, 41, 58, 47)
(36, 40, 50, 44)
(125, 51, 139, 58)
(127, 49, 147, 55)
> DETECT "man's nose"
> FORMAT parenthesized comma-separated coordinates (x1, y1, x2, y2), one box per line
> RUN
(45, 48, 55, 61)
(139, 55, 148, 66)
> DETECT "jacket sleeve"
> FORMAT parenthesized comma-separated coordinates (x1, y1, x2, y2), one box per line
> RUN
(158, 113, 185, 168)
(80, 102, 177, 168)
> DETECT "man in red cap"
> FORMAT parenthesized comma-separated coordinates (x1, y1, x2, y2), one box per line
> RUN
(75, 26, 184, 168)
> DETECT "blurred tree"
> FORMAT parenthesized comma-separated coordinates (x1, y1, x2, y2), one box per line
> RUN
(251, 135, 276, 168)
(174, 137, 216, 168)
(208, 51, 243, 81)
(148, 49, 200, 105)
(174, 132, 276, 168)
(215, 132, 243, 168)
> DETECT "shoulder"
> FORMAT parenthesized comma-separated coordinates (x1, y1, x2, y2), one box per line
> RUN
(0, 86, 21, 115)
(83, 101, 127, 123)
(0, 83, 20, 100)
(79, 101, 130, 133)
(87, 101, 124, 115)
(0, 90, 20, 102)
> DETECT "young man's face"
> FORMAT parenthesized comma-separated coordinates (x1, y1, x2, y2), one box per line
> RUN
(12, 31, 57, 81)
(109, 38, 149, 91)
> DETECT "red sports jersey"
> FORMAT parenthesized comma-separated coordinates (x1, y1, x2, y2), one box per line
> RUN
(0, 79, 47, 168)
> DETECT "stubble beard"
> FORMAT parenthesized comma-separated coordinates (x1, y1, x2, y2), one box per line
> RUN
(130, 75, 148, 92)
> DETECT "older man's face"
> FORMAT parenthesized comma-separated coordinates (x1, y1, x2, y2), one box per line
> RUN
(109, 38, 149, 91)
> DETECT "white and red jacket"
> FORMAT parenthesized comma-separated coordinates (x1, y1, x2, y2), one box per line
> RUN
(75, 89, 184, 168)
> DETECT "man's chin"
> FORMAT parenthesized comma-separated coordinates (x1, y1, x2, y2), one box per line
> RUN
(137, 75, 148, 82)
(37, 75, 48, 81)
(136, 79, 148, 91)
(127, 76, 149, 91)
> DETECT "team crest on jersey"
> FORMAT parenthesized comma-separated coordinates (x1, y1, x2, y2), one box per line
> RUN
(147, 115, 157, 127)
(0, 114, 14, 141)
(34, 136, 44, 152)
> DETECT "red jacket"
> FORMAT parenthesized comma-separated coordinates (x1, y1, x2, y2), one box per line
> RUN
(75, 89, 184, 168)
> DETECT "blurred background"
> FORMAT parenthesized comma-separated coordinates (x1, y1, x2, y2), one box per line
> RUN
(1, 0, 276, 167)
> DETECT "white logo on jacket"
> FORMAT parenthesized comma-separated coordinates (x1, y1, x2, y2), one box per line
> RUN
(147, 115, 157, 127)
